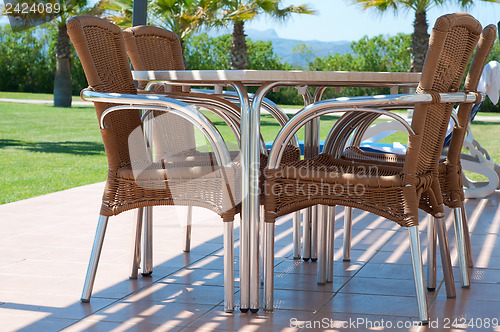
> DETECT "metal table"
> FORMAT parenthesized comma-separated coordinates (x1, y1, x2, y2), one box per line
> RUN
(131, 69, 421, 312)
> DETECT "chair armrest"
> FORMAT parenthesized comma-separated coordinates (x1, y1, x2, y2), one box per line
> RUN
(267, 92, 482, 169)
(138, 90, 243, 146)
(140, 82, 300, 148)
(81, 90, 232, 167)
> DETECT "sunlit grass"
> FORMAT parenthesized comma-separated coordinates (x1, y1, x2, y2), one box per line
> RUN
(1, 99, 498, 204)
(0, 91, 83, 102)
(0, 102, 106, 204)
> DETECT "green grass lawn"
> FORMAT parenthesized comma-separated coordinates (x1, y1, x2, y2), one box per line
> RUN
(1, 100, 498, 204)
(0, 91, 83, 102)
(0, 103, 106, 204)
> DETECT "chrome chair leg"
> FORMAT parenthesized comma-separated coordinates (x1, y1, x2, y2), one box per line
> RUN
(260, 206, 264, 284)
(434, 217, 456, 298)
(343, 206, 353, 261)
(311, 205, 318, 262)
(81, 215, 109, 302)
(408, 225, 429, 323)
(141, 207, 153, 276)
(460, 202, 474, 268)
(224, 221, 234, 313)
(183, 206, 193, 253)
(427, 216, 437, 291)
(317, 205, 328, 284)
(453, 207, 471, 288)
(263, 221, 275, 312)
(326, 206, 335, 283)
(130, 208, 143, 279)
(303, 208, 311, 261)
(239, 214, 249, 313)
(293, 211, 301, 259)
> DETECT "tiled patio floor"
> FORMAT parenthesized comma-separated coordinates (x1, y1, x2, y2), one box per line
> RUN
(1, 183, 499, 331)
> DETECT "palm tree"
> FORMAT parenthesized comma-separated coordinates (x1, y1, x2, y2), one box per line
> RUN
(106, 0, 214, 65)
(350, 0, 500, 72)
(3, 0, 105, 106)
(52, 0, 105, 107)
(151, 0, 217, 56)
(214, 0, 314, 69)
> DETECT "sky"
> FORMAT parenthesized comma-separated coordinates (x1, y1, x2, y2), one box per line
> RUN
(1, 0, 499, 42)
(246, 0, 500, 42)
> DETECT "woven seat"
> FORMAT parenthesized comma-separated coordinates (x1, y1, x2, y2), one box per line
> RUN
(332, 25, 496, 290)
(68, 16, 239, 312)
(262, 13, 482, 322)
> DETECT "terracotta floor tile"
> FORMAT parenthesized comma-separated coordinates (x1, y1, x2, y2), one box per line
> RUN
(269, 289, 334, 311)
(339, 276, 425, 297)
(186, 306, 313, 332)
(89, 301, 215, 326)
(0, 259, 88, 278)
(1, 295, 117, 320)
(122, 283, 225, 306)
(158, 268, 239, 288)
(435, 280, 500, 303)
(320, 292, 422, 318)
(0, 274, 68, 294)
(0, 185, 499, 331)
(430, 297, 500, 327)
(0, 309, 77, 332)
(356, 262, 416, 280)
(274, 258, 363, 278)
(312, 311, 425, 332)
(63, 318, 184, 332)
(273, 272, 349, 293)
(469, 268, 500, 284)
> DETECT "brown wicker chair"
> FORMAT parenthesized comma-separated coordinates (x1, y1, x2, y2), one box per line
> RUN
(67, 15, 239, 312)
(122, 25, 301, 257)
(332, 24, 496, 291)
(262, 13, 482, 322)
(122, 25, 301, 176)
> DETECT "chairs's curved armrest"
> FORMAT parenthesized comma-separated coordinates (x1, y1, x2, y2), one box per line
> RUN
(268, 107, 415, 169)
(323, 111, 413, 156)
(267, 92, 481, 169)
(217, 90, 300, 148)
(218, 90, 291, 126)
(450, 113, 460, 128)
(324, 98, 469, 156)
(138, 90, 243, 146)
(142, 83, 300, 150)
(81, 90, 232, 167)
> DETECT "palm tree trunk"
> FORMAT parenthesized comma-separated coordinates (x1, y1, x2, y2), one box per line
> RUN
(179, 38, 188, 69)
(54, 24, 73, 107)
(410, 11, 429, 73)
(231, 20, 248, 70)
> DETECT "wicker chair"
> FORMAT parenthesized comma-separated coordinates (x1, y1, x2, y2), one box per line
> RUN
(122, 25, 301, 176)
(333, 24, 496, 291)
(67, 15, 239, 312)
(262, 13, 482, 322)
(122, 25, 301, 257)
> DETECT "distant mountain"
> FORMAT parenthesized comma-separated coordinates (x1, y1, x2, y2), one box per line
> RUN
(245, 28, 353, 67)
(201, 28, 353, 68)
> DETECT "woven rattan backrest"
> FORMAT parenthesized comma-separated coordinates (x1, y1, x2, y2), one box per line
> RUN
(407, 13, 481, 176)
(446, 24, 497, 164)
(123, 25, 197, 159)
(123, 25, 185, 91)
(67, 16, 141, 171)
